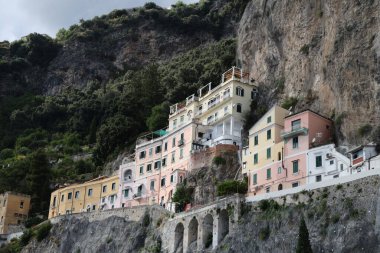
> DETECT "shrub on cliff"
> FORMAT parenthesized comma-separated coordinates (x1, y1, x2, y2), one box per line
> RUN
(212, 156, 226, 166)
(172, 184, 193, 212)
(35, 221, 52, 242)
(217, 180, 247, 196)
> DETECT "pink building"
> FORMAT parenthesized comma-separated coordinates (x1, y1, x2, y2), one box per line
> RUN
(280, 110, 333, 190)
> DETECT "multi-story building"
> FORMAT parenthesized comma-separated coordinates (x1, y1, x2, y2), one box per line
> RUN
(0, 192, 30, 234)
(243, 107, 352, 195)
(48, 175, 119, 219)
(117, 67, 257, 210)
(242, 105, 290, 194)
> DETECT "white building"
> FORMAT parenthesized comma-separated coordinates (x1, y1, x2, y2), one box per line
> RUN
(306, 144, 351, 184)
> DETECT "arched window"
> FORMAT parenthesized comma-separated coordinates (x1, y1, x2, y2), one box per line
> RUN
(278, 184, 283, 191)
(236, 86, 244, 97)
(124, 169, 132, 181)
(236, 104, 242, 113)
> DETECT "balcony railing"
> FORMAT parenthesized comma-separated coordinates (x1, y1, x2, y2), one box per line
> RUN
(221, 67, 249, 84)
(178, 139, 185, 146)
(281, 125, 308, 139)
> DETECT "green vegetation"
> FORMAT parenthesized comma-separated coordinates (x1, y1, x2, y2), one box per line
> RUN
(300, 44, 310, 55)
(172, 184, 193, 212)
(143, 213, 151, 227)
(281, 97, 298, 110)
(258, 226, 270, 241)
(358, 124, 373, 137)
(296, 218, 313, 253)
(36, 221, 52, 242)
(216, 180, 248, 196)
(212, 156, 227, 166)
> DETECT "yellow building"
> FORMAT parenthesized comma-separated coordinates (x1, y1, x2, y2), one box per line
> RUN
(48, 175, 119, 219)
(242, 105, 289, 176)
(0, 192, 31, 234)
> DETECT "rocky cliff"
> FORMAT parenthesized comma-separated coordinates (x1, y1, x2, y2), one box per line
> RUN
(216, 175, 380, 253)
(238, 0, 380, 145)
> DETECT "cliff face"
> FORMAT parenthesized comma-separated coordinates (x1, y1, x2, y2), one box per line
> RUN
(237, 0, 380, 145)
(216, 176, 380, 253)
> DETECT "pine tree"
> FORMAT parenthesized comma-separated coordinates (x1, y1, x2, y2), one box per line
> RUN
(296, 217, 313, 253)
(27, 149, 51, 215)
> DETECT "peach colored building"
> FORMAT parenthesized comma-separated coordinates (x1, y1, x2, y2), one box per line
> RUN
(0, 192, 31, 234)
(117, 67, 257, 211)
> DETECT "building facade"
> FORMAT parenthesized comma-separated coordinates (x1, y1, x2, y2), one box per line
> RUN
(0, 192, 31, 234)
(117, 67, 257, 210)
(242, 107, 351, 195)
(48, 175, 119, 219)
(347, 144, 380, 173)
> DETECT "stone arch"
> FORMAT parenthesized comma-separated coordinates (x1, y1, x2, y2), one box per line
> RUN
(188, 217, 199, 250)
(202, 214, 213, 248)
(174, 222, 184, 253)
(278, 184, 283, 191)
(218, 209, 229, 243)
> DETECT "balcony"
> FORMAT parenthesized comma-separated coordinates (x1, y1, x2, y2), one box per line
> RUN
(221, 67, 249, 84)
(178, 139, 185, 146)
(281, 125, 308, 139)
(133, 192, 143, 199)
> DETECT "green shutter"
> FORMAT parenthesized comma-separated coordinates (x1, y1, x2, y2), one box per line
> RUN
(267, 169, 271, 179)
(253, 174, 257, 184)
(293, 161, 299, 174)
(316, 156, 322, 167)
(267, 148, 271, 159)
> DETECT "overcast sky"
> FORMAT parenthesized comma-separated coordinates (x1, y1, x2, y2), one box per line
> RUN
(0, 0, 199, 41)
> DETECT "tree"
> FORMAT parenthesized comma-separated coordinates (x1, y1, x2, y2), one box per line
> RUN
(172, 184, 193, 212)
(27, 149, 51, 215)
(146, 101, 170, 131)
(296, 217, 313, 253)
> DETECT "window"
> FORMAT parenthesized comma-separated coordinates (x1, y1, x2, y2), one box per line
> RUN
(20, 201, 24, 209)
(278, 167, 282, 174)
(162, 157, 167, 167)
(251, 90, 257, 99)
(161, 177, 166, 187)
(164, 142, 168, 151)
(330, 160, 334, 165)
(236, 103, 242, 113)
(292, 160, 299, 174)
(236, 86, 244, 96)
(149, 148, 153, 156)
(172, 137, 176, 147)
(278, 152, 281, 161)
(124, 188, 129, 198)
(171, 152, 175, 163)
(147, 164, 152, 172)
(292, 182, 299, 188)
(180, 115, 184, 123)
(102, 185, 107, 193)
(75, 191, 80, 199)
(267, 129, 271, 140)
(92, 205, 96, 211)
(254, 136, 258, 146)
(265, 187, 270, 193)
(266, 168, 271, 179)
(340, 164, 344, 171)
(291, 119, 301, 130)
(266, 148, 271, 159)
(180, 133, 184, 141)
(224, 106, 228, 114)
(253, 174, 257, 185)
(155, 146, 161, 154)
(150, 180, 155, 191)
(292, 137, 299, 149)
(316, 175, 322, 182)
(173, 119, 177, 129)
(139, 151, 146, 159)
(214, 112, 218, 120)
(61, 195, 64, 202)
(88, 189, 93, 196)
(154, 161, 161, 170)
(267, 116, 271, 123)
(68, 192, 72, 200)
(139, 166, 144, 174)
(180, 148, 184, 159)
(243, 162, 247, 169)
(170, 175, 174, 183)
(316, 156, 322, 167)
(102, 197, 105, 203)
(112, 183, 116, 190)
(52, 197, 56, 207)
(254, 153, 258, 164)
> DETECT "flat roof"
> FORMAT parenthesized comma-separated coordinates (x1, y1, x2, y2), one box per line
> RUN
(284, 109, 332, 122)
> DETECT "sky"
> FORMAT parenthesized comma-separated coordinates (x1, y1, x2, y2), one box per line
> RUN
(0, 0, 198, 41)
